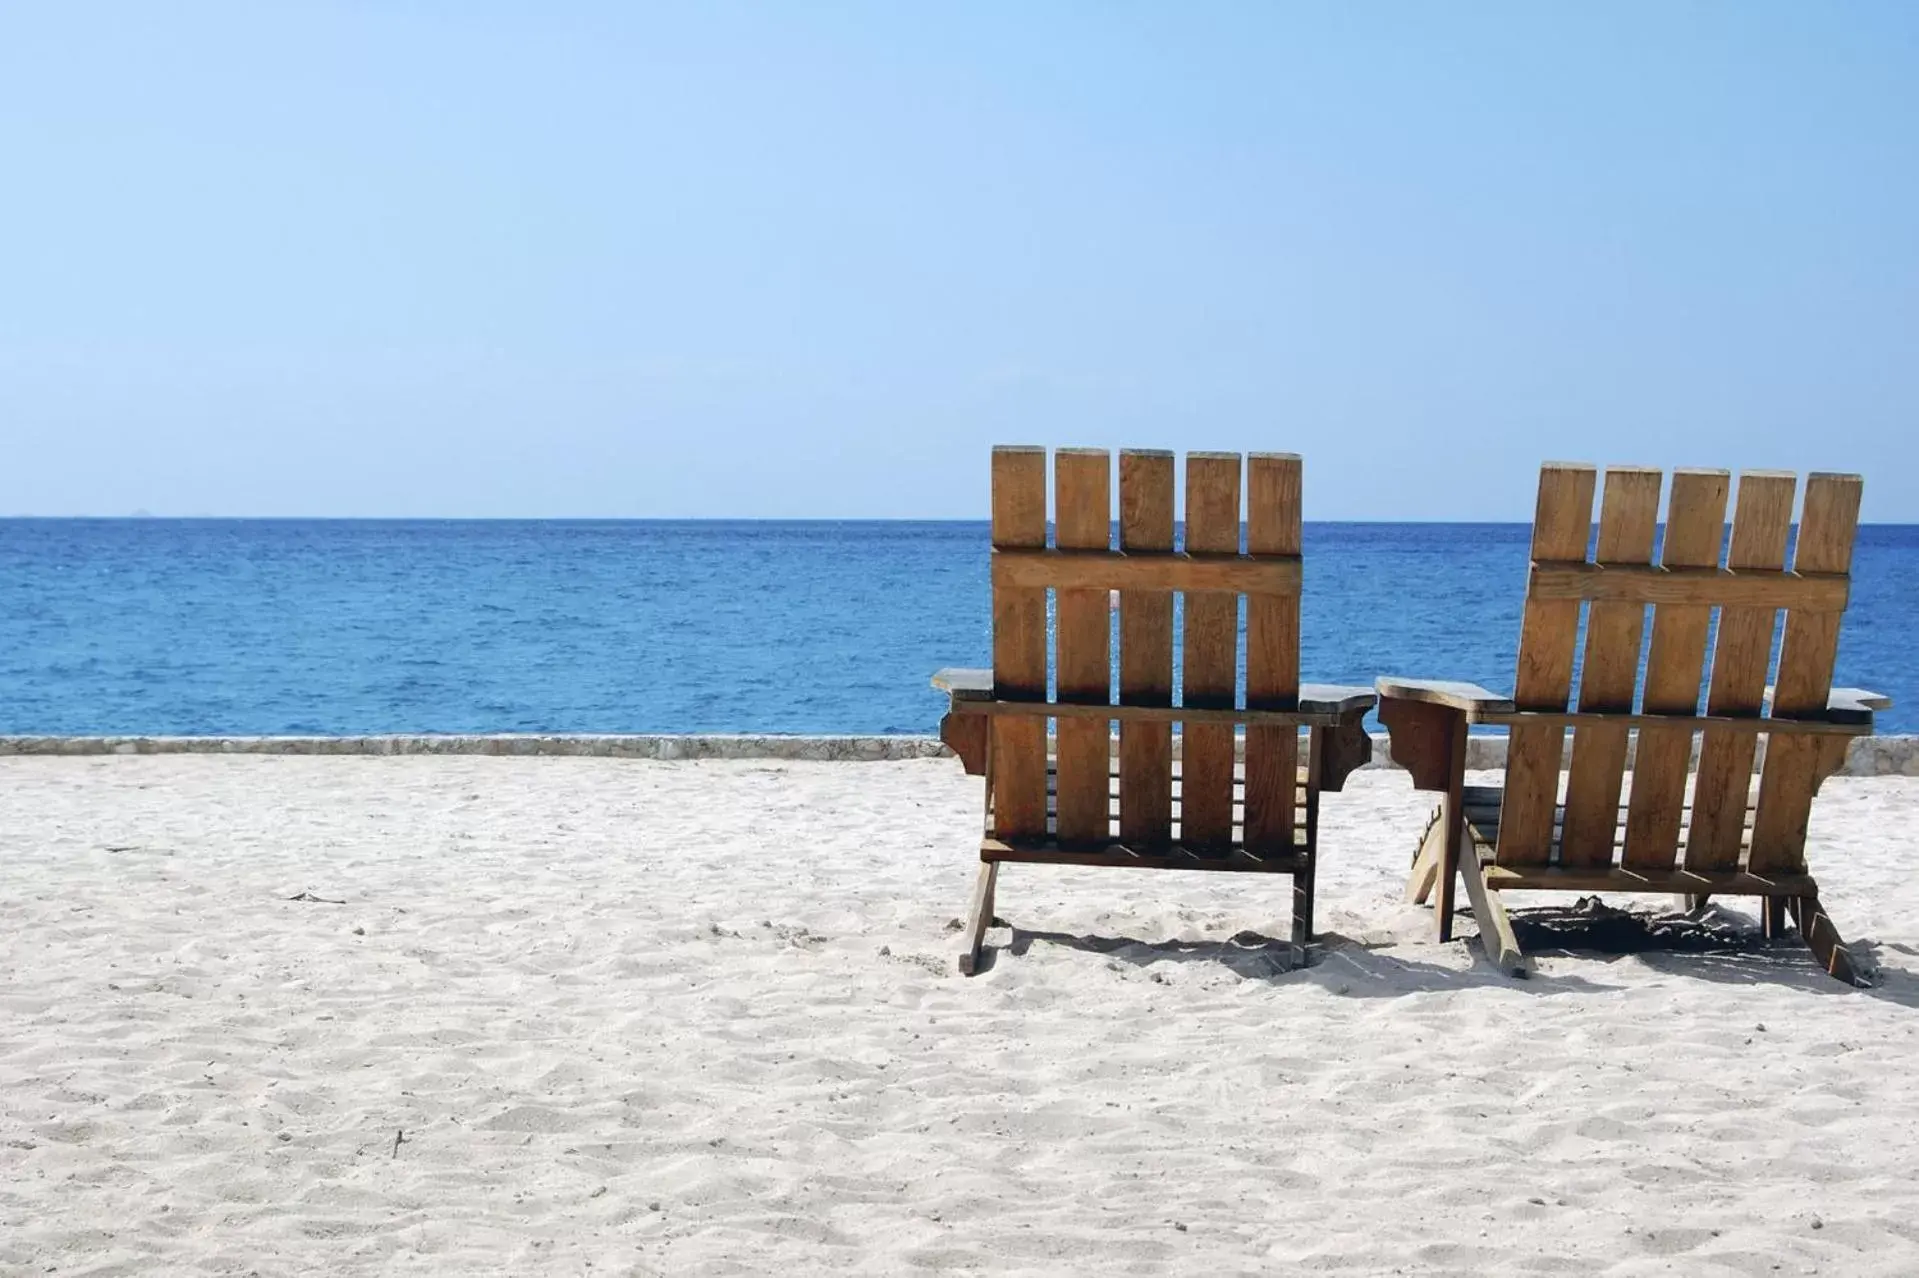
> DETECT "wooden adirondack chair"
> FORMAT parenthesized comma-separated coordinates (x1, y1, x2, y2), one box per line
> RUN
(1379, 463, 1891, 985)
(933, 446, 1375, 975)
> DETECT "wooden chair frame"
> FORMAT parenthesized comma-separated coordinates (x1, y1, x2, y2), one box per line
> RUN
(935, 446, 1375, 975)
(1380, 464, 1890, 985)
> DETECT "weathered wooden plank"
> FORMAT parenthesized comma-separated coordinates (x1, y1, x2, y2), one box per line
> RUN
(1433, 711, 1469, 941)
(1750, 474, 1863, 873)
(1052, 448, 1113, 847)
(1559, 468, 1662, 866)
(961, 681, 1360, 721)
(1407, 810, 1443, 904)
(1118, 450, 1176, 844)
(939, 711, 988, 775)
(1297, 684, 1377, 716)
(1296, 727, 1325, 964)
(1244, 453, 1302, 854)
(1462, 800, 1762, 853)
(1482, 865, 1818, 895)
(1456, 783, 1506, 839)
(1686, 472, 1796, 871)
(1378, 695, 1471, 792)
(1459, 857, 1532, 976)
(1623, 470, 1731, 868)
(1496, 462, 1597, 867)
(1769, 478, 1863, 715)
(1473, 708, 1864, 737)
(1180, 452, 1241, 848)
(952, 700, 1353, 727)
(1527, 563, 1847, 610)
(1375, 679, 1515, 714)
(956, 862, 999, 976)
(1313, 715, 1374, 794)
(989, 446, 1049, 840)
(1788, 893, 1865, 986)
(1042, 762, 1311, 785)
(1825, 687, 1892, 714)
(931, 667, 995, 699)
(981, 838, 1307, 872)
(992, 549, 1299, 595)
(941, 667, 1376, 719)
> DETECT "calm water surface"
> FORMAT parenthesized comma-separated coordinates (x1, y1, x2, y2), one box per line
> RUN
(3, 520, 1913, 734)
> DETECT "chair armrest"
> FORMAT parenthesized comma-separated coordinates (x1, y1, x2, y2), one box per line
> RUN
(1827, 687, 1892, 720)
(1301, 685, 1375, 791)
(931, 668, 994, 701)
(1375, 677, 1515, 718)
(1299, 683, 1376, 717)
(935, 671, 1373, 727)
(932, 668, 993, 774)
(1761, 685, 1892, 724)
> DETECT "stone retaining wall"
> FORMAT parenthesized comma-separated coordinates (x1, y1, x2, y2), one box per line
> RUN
(1432, 732, 1919, 777)
(1, 732, 1913, 776)
(0, 735, 949, 762)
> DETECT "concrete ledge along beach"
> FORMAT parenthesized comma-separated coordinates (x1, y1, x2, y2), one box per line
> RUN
(5, 731, 1916, 774)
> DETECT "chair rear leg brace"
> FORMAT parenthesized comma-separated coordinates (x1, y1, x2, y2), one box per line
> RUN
(958, 861, 1001, 976)
(1788, 892, 1866, 988)
(1458, 853, 1532, 977)
(1407, 806, 1444, 905)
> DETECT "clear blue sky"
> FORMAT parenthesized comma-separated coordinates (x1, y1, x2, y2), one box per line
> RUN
(3, 3, 1914, 519)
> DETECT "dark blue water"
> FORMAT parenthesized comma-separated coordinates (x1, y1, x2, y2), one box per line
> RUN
(2, 520, 1912, 734)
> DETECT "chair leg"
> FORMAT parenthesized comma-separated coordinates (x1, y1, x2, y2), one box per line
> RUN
(1761, 895, 1788, 939)
(1291, 755, 1322, 970)
(1376, 698, 1469, 942)
(1431, 721, 1468, 944)
(1788, 893, 1867, 988)
(957, 861, 1000, 976)
(1291, 856, 1317, 970)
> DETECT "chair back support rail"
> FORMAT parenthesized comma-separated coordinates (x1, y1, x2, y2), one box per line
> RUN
(985, 446, 1310, 854)
(1494, 465, 1866, 879)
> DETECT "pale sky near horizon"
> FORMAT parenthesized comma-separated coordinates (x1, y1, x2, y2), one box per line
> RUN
(3, 3, 1915, 520)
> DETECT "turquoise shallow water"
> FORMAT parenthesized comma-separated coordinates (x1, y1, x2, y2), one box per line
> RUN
(2, 520, 1913, 734)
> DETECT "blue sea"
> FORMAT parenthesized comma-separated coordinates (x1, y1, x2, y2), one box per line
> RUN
(3, 520, 1913, 735)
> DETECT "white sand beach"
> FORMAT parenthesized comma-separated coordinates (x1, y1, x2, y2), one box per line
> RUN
(5, 755, 1919, 1276)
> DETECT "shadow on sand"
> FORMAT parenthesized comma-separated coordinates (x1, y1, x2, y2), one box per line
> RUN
(978, 899, 1919, 1006)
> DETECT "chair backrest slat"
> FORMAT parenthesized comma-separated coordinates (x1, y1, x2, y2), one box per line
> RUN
(1559, 468, 1663, 866)
(1052, 449, 1114, 846)
(1621, 469, 1731, 868)
(1243, 453, 1303, 854)
(1771, 475, 1863, 713)
(1684, 473, 1797, 871)
(1495, 463, 1597, 867)
(1180, 453, 1244, 848)
(989, 446, 1049, 840)
(1749, 473, 1864, 872)
(1117, 450, 1177, 843)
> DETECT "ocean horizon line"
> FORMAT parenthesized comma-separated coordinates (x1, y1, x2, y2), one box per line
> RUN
(8, 514, 1919, 528)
